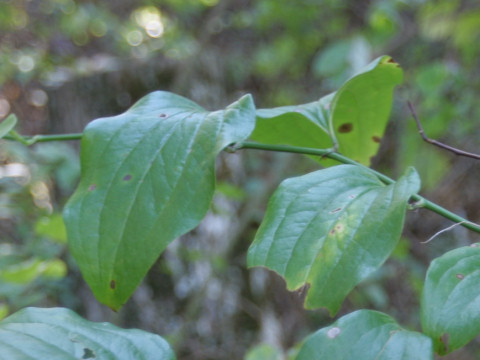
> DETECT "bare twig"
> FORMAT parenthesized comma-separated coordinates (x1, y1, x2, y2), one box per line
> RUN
(421, 221, 474, 244)
(408, 101, 480, 160)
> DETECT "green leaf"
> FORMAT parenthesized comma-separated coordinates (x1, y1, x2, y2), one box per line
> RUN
(0, 307, 176, 360)
(330, 56, 402, 164)
(63, 91, 256, 310)
(0, 114, 17, 139)
(35, 213, 68, 244)
(247, 165, 419, 314)
(251, 94, 333, 151)
(295, 310, 433, 360)
(0, 258, 67, 284)
(245, 343, 283, 360)
(250, 56, 403, 166)
(421, 244, 480, 355)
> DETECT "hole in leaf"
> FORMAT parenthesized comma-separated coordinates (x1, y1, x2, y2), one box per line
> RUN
(123, 174, 132, 181)
(88, 184, 96, 191)
(456, 273, 465, 280)
(372, 135, 381, 143)
(82, 348, 96, 359)
(110, 280, 116, 289)
(327, 327, 341, 339)
(338, 123, 353, 133)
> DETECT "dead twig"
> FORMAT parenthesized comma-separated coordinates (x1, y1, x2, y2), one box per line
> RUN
(408, 101, 480, 160)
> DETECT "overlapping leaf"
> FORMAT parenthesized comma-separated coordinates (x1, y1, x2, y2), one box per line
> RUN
(421, 244, 480, 355)
(0, 307, 175, 359)
(295, 310, 433, 360)
(63, 91, 256, 310)
(251, 56, 403, 166)
(247, 165, 420, 314)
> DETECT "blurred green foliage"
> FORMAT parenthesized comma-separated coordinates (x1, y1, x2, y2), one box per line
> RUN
(1, 0, 480, 358)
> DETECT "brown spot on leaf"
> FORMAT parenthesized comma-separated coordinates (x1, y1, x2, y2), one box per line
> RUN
(329, 207, 342, 214)
(338, 123, 353, 133)
(456, 273, 465, 280)
(348, 194, 356, 199)
(110, 280, 116, 289)
(123, 174, 132, 181)
(372, 135, 381, 143)
(330, 229, 335, 235)
(440, 333, 450, 353)
(159, 113, 167, 117)
(387, 57, 396, 63)
(88, 184, 96, 191)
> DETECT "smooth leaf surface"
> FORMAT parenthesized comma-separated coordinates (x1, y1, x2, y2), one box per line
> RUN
(64, 91, 256, 309)
(250, 56, 402, 166)
(0, 307, 175, 360)
(421, 244, 480, 355)
(0, 114, 17, 138)
(247, 165, 420, 314)
(295, 310, 433, 360)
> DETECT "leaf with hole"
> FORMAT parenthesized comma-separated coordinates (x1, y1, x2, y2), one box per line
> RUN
(63, 91, 256, 310)
(0, 307, 175, 360)
(247, 165, 420, 315)
(421, 244, 480, 355)
(295, 310, 433, 360)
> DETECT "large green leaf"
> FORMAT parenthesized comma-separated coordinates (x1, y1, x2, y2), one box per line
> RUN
(0, 307, 175, 360)
(247, 165, 420, 314)
(250, 56, 403, 166)
(421, 244, 480, 355)
(295, 310, 433, 360)
(64, 91, 256, 310)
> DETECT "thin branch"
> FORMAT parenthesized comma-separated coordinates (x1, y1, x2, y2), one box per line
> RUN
(235, 141, 480, 235)
(3, 132, 83, 145)
(408, 101, 480, 160)
(421, 221, 471, 244)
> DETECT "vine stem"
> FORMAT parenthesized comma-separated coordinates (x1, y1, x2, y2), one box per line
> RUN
(4, 132, 480, 234)
(3, 132, 83, 145)
(236, 141, 480, 235)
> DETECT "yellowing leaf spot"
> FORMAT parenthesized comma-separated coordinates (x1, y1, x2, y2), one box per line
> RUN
(327, 327, 341, 339)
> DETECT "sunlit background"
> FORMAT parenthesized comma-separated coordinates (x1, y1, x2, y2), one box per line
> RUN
(1, 1, 480, 359)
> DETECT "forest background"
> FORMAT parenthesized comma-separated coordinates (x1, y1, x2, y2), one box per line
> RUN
(1, 0, 480, 359)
